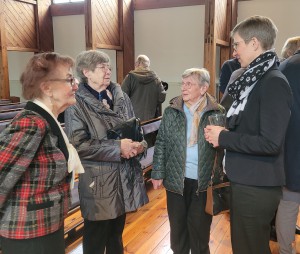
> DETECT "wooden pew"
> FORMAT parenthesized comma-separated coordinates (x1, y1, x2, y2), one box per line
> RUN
(0, 99, 12, 104)
(0, 102, 26, 111)
(0, 108, 22, 121)
(140, 117, 162, 177)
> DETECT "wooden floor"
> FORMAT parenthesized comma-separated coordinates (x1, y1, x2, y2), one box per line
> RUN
(65, 182, 299, 254)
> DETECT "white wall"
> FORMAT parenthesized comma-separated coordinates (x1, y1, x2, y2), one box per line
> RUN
(53, 15, 118, 81)
(8, 51, 34, 101)
(135, 5, 205, 81)
(134, 5, 205, 109)
(53, 15, 86, 60)
(237, 0, 300, 57)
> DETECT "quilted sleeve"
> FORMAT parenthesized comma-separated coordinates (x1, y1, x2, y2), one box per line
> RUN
(151, 111, 168, 179)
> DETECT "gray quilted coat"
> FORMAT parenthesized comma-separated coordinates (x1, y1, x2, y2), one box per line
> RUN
(65, 82, 149, 221)
(152, 93, 225, 195)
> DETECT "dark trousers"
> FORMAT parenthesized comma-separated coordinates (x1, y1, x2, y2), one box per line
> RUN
(230, 182, 281, 254)
(83, 214, 126, 254)
(1, 227, 64, 254)
(166, 178, 212, 254)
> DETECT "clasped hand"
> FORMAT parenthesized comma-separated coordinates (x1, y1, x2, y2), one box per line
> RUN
(204, 125, 226, 147)
(120, 138, 144, 159)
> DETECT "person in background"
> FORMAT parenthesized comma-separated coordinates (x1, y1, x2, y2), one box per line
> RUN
(219, 58, 241, 97)
(280, 36, 300, 60)
(64, 50, 149, 254)
(276, 36, 300, 254)
(151, 68, 225, 254)
(204, 16, 292, 254)
(0, 52, 84, 254)
(121, 54, 166, 122)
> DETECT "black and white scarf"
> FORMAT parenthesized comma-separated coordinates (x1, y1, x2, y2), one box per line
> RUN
(227, 50, 278, 129)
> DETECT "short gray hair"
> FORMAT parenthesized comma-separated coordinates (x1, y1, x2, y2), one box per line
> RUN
(231, 15, 278, 50)
(76, 50, 110, 83)
(135, 55, 150, 69)
(182, 68, 210, 87)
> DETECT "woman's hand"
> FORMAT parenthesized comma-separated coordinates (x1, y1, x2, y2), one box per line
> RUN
(204, 125, 226, 147)
(120, 139, 138, 159)
(151, 179, 163, 189)
(133, 141, 145, 155)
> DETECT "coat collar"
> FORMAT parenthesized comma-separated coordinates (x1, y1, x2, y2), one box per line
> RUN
(25, 101, 69, 161)
(169, 93, 224, 114)
(76, 82, 127, 119)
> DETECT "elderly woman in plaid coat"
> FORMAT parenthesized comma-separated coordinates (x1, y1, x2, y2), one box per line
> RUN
(0, 52, 84, 254)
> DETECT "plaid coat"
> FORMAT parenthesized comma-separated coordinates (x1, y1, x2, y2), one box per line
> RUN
(0, 102, 70, 239)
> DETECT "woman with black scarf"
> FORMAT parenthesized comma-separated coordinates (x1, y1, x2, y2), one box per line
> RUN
(204, 16, 293, 254)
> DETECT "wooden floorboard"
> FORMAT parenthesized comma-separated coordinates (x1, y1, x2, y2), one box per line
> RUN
(66, 182, 300, 254)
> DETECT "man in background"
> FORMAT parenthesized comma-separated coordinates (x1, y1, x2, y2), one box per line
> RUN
(219, 58, 241, 97)
(121, 54, 166, 122)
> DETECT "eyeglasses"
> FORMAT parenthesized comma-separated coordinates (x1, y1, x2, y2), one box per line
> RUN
(232, 40, 244, 51)
(49, 77, 77, 87)
(95, 64, 112, 71)
(181, 81, 196, 89)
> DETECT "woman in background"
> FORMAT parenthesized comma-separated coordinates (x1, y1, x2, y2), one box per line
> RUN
(0, 52, 83, 254)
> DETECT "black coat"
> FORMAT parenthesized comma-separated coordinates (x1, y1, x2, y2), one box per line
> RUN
(279, 50, 300, 192)
(219, 65, 292, 186)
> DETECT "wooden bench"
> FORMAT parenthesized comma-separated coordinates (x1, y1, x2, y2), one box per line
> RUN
(0, 102, 26, 111)
(140, 117, 162, 176)
(0, 108, 22, 121)
(0, 99, 12, 104)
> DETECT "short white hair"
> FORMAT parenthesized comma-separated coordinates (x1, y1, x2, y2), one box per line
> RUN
(135, 55, 150, 69)
(182, 68, 210, 87)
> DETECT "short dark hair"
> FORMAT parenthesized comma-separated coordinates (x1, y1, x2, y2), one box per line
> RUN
(20, 52, 74, 100)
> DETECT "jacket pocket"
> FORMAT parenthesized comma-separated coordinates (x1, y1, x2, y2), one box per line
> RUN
(27, 200, 54, 211)
(90, 167, 119, 199)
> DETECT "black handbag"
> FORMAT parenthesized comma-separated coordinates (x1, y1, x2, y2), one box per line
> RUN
(107, 117, 143, 141)
(205, 152, 230, 216)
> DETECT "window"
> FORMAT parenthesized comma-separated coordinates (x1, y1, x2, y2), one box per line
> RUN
(53, 0, 84, 3)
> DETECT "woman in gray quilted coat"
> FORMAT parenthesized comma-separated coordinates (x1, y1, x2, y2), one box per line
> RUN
(64, 50, 149, 254)
(151, 68, 224, 254)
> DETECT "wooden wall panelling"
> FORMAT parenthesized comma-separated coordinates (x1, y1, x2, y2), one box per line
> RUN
(116, 50, 124, 83)
(89, 0, 122, 50)
(37, 0, 54, 52)
(122, 0, 134, 81)
(204, 0, 217, 96)
(85, 0, 93, 49)
(219, 0, 237, 92)
(50, 2, 84, 16)
(204, 0, 236, 98)
(5, 0, 38, 51)
(0, 0, 10, 99)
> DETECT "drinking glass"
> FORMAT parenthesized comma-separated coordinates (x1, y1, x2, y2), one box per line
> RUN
(208, 113, 226, 127)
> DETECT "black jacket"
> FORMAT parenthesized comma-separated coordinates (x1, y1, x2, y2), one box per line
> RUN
(280, 50, 300, 192)
(219, 65, 292, 186)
